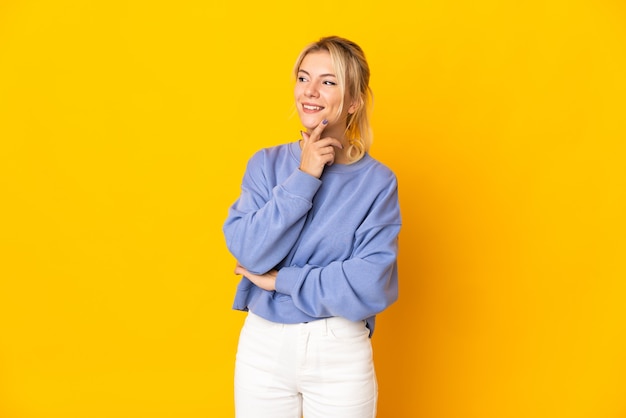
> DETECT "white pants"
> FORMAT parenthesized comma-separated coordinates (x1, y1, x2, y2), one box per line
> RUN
(234, 311, 378, 418)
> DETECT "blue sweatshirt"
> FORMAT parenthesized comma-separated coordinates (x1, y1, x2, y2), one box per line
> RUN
(223, 141, 401, 336)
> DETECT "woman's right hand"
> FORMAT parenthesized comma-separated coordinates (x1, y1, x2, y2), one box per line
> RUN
(235, 263, 277, 292)
(299, 119, 344, 178)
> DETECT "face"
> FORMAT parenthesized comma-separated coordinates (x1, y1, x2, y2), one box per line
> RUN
(294, 51, 356, 135)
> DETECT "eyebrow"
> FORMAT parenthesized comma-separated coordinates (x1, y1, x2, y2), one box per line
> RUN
(298, 69, 337, 78)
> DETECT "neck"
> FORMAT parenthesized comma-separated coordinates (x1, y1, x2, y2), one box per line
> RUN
(333, 144, 351, 164)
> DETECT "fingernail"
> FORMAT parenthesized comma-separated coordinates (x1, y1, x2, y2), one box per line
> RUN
(322, 119, 328, 125)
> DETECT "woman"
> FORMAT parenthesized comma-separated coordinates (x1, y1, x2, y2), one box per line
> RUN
(223, 35, 401, 418)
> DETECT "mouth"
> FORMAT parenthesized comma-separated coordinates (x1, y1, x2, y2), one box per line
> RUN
(302, 103, 325, 113)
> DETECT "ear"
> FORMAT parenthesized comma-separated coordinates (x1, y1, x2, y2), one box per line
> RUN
(347, 97, 361, 115)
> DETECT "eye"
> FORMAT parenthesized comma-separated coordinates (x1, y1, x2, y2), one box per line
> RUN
(323, 80, 337, 86)
(297, 76, 308, 82)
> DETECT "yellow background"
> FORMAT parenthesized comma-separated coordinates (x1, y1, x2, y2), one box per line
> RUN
(1, 0, 625, 417)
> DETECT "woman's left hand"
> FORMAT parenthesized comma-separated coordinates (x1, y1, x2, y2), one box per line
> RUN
(234, 263, 277, 291)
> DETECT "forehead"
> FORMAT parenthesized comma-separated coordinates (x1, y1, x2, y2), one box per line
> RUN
(299, 50, 335, 75)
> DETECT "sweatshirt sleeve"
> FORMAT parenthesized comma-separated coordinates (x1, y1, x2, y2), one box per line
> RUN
(274, 177, 401, 321)
(223, 150, 322, 275)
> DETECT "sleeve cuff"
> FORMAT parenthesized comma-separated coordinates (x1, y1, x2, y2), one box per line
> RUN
(275, 266, 299, 295)
(279, 169, 321, 202)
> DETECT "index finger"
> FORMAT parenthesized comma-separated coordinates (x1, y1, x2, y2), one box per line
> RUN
(302, 118, 328, 143)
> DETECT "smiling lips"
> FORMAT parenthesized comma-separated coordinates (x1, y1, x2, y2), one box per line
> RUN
(302, 103, 325, 113)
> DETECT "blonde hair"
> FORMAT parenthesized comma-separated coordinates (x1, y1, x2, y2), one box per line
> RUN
(293, 36, 374, 163)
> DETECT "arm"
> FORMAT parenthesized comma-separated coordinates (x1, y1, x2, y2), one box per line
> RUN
(274, 181, 401, 321)
(223, 121, 343, 275)
(275, 224, 400, 321)
(223, 156, 321, 275)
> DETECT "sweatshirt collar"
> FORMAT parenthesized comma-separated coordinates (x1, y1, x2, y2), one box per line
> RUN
(288, 141, 373, 174)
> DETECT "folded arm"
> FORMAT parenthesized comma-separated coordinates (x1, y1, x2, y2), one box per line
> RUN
(223, 151, 322, 274)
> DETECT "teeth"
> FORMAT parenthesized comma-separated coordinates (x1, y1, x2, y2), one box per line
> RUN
(304, 105, 323, 110)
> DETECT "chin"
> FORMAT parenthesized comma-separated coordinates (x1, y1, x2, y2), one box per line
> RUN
(299, 117, 322, 130)
(304, 122, 319, 131)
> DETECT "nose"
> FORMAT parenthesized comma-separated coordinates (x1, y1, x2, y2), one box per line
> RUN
(304, 83, 319, 98)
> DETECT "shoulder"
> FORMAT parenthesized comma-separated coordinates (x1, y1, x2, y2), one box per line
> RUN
(248, 142, 296, 165)
(242, 142, 300, 188)
(361, 155, 398, 186)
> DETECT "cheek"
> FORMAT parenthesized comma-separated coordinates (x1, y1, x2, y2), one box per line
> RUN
(326, 92, 344, 109)
(294, 85, 305, 99)
(325, 96, 345, 117)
